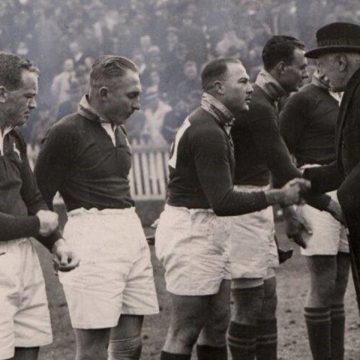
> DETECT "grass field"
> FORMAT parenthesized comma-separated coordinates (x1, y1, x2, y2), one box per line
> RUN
(36, 222, 360, 360)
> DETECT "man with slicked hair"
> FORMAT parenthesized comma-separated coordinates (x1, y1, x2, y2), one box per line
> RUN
(155, 57, 309, 360)
(0, 52, 79, 360)
(35, 55, 159, 360)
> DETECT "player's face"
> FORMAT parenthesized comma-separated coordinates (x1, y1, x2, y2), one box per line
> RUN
(280, 48, 308, 93)
(105, 70, 142, 125)
(221, 62, 253, 115)
(317, 54, 346, 92)
(3, 70, 38, 128)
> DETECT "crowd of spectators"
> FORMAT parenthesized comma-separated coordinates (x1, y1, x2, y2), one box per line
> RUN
(2, 0, 360, 146)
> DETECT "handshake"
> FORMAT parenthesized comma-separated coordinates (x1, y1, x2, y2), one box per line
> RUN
(265, 178, 310, 207)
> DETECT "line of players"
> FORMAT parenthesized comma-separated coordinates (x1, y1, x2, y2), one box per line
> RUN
(1, 21, 360, 360)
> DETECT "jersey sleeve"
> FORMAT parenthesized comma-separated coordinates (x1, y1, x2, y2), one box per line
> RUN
(190, 126, 268, 216)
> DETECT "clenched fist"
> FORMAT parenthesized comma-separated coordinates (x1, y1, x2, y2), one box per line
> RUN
(36, 210, 59, 236)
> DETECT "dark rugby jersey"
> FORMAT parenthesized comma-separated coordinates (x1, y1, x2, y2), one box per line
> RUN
(280, 83, 339, 166)
(0, 129, 58, 249)
(167, 106, 268, 216)
(231, 84, 299, 187)
(35, 110, 134, 212)
(231, 84, 331, 210)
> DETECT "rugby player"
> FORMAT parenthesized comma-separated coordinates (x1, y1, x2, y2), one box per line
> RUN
(35, 55, 159, 360)
(155, 57, 309, 360)
(0, 52, 78, 360)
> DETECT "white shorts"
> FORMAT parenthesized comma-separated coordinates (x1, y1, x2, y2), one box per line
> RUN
(0, 239, 52, 360)
(155, 205, 231, 296)
(59, 207, 159, 329)
(299, 191, 349, 256)
(229, 185, 279, 280)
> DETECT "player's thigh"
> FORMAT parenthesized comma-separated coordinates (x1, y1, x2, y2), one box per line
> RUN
(168, 293, 210, 335)
(206, 280, 231, 328)
(333, 252, 351, 302)
(198, 280, 231, 344)
(110, 315, 144, 340)
(306, 255, 337, 300)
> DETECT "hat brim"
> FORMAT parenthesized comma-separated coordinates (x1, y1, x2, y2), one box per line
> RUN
(305, 45, 360, 58)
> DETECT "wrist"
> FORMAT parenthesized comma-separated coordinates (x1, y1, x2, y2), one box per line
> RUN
(51, 238, 66, 253)
(265, 189, 283, 206)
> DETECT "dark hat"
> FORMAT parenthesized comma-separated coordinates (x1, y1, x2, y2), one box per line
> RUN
(305, 22, 360, 59)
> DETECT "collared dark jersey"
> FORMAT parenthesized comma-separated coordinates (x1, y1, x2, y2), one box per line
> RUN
(280, 83, 339, 167)
(35, 112, 134, 211)
(231, 84, 299, 187)
(167, 107, 268, 216)
(0, 129, 58, 249)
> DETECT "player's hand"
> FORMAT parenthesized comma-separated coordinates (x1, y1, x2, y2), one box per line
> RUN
(326, 199, 346, 225)
(52, 239, 80, 272)
(266, 179, 311, 207)
(279, 178, 311, 206)
(283, 206, 312, 248)
(37, 210, 59, 236)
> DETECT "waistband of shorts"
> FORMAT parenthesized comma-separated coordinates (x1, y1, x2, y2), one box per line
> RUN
(164, 204, 214, 214)
(3, 238, 29, 246)
(67, 207, 135, 217)
(234, 184, 270, 192)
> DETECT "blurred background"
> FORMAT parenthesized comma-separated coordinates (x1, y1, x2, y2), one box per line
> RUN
(4, 0, 358, 145)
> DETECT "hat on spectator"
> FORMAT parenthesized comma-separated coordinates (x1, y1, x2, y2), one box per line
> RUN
(305, 22, 360, 59)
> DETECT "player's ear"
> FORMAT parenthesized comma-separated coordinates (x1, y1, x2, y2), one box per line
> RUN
(276, 61, 287, 75)
(214, 80, 224, 95)
(0, 86, 8, 103)
(99, 86, 109, 101)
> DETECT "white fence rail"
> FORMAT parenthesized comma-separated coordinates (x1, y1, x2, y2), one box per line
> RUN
(27, 140, 170, 201)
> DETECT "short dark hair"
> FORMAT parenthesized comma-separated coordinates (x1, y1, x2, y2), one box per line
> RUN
(0, 52, 39, 90)
(90, 55, 138, 88)
(201, 57, 242, 91)
(262, 36, 305, 71)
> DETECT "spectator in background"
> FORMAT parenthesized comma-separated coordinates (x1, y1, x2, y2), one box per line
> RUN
(161, 98, 188, 145)
(56, 79, 82, 120)
(162, 43, 190, 101)
(68, 40, 85, 67)
(179, 14, 207, 65)
(215, 29, 247, 58)
(140, 34, 153, 62)
(142, 88, 172, 146)
(162, 27, 180, 64)
(176, 60, 201, 102)
(51, 58, 76, 109)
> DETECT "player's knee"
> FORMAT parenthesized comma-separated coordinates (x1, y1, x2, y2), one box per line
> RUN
(168, 324, 201, 350)
(232, 286, 264, 324)
(202, 312, 229, 344)
(108, 335, 142, 360)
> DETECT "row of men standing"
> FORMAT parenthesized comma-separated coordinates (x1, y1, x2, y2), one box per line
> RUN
(1, 21, 360, 360)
